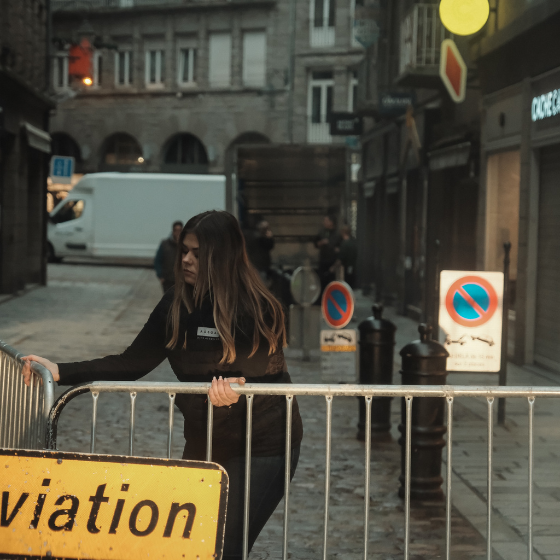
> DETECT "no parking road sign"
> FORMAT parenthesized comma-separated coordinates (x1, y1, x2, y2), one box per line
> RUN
(439, 271, 504, 372)
(322, 281, 354, 329)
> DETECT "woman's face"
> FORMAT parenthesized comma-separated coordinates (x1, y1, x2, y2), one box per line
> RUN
(181, 233, 199, 286)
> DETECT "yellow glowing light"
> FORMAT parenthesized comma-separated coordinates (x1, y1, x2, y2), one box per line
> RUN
(439, 0, 490, 36)
(138, 157, 144, 163)
(82, 77, 93, 86)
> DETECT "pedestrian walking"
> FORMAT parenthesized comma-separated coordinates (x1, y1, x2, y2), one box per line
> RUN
(154, 220, 183, 293)
(333, 225, 357, 288)
(244, 220, 275, 283)
(314, 214, 342, 291)
(22, 210, 303, 560)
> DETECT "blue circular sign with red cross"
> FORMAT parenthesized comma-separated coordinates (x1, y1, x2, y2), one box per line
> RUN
(445, 275, 499, 328)
(321, 281, 354, 329)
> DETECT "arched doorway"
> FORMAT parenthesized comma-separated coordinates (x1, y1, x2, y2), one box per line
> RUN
(51, 132, 82, 163)
(162, 133, 208, 174)
(100, 133, 143, 171)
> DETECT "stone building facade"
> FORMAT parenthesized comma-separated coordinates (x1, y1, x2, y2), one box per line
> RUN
(0, 0, 53, 294)
(50, 0, 363, 176)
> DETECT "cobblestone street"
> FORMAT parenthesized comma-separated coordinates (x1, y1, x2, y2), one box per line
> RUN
(1, 264, 560, 559)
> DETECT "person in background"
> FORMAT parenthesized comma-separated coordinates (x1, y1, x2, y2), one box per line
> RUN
(332, 225, 358, 288)
(314, 214, 342, 291)
(244, 220, 275, 283)
(22, 211, 303, 560)
(154, 220, 183, 292)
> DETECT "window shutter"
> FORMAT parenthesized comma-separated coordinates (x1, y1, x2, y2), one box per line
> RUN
(209, 33, 232, 87)
(242, 31, 266, 87)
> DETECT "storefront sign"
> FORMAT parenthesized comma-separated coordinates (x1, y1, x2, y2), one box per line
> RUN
(329, 113, 363, 136)
(531, 88, 560, 121)
(438, 271, 504, 372)
(379, 92, 415, 116)
(0, 449, 228, 560)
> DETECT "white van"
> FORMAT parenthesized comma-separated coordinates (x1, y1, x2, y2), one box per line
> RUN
(47, 173, 226, 261)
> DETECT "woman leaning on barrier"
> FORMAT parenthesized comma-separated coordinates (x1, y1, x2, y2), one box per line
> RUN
(22, 210, 304, 560)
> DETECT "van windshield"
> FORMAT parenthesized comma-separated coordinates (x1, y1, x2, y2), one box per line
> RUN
(51, 199, 85, 224)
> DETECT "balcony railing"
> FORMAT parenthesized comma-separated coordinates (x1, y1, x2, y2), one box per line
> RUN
(52, 0, 185, 10)
(310, 22, 336, 48)
(307, 120, 333, 144)
(399, 3, 452, 75)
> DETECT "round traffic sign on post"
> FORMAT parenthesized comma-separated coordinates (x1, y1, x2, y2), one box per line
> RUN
(445, 275, 498, 328)
(290, 266, 321, 306)
(321, 281, 354, 329)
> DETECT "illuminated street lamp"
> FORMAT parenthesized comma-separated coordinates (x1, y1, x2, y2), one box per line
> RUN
(439, 0, 490, 35)
(82, 77, 93, 86)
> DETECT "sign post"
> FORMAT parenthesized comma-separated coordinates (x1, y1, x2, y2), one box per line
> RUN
(0, 449, 228, 560)
(321, 281, 357, 380)
(290, 263, 321, 361)
(50, 155, 75, 184)
(438, 271, 504, 372)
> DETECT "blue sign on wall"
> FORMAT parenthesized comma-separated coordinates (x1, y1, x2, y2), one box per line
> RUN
(50, 156, 75, 184)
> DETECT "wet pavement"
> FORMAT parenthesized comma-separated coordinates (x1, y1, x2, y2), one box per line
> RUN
(1, 263, 559, 559)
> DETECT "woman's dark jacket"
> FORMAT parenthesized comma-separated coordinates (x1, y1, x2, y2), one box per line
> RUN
(57, 290, 303, 463)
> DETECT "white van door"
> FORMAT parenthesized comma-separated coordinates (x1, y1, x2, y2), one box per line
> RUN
(49, 198, 89, 256)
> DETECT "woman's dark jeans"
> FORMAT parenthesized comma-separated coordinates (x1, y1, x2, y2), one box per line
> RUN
(183, 447, 300, 560)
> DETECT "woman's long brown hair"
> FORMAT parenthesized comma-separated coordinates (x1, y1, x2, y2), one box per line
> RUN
(166, 210, 287, 364)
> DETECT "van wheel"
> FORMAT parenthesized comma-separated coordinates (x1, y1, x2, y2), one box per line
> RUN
(47, 243, 62, 263)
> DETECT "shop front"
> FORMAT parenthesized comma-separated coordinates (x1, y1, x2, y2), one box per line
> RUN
(481, 66, 560, 371)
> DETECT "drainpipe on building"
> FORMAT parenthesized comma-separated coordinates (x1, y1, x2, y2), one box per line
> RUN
(287, 0, 297, 143)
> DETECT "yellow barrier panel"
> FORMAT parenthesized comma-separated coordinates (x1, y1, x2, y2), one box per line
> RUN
(0, 449, 228, 560)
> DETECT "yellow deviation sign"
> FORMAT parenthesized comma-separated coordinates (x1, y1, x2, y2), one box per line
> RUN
(0, 449, 228, 560)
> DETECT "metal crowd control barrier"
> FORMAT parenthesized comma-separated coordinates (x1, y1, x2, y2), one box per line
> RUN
(46, 381, 554, 560)
(0, 339, 55, 449)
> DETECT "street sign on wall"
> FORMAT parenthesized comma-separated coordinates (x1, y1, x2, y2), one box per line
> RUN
(0, 449, 228, 560)
(439, 39, 467, 103)
(50, 155, 75, 184)
(329, 113, 363, 136)
(321, 281, 355, 329)
(438, 271, 504, 372)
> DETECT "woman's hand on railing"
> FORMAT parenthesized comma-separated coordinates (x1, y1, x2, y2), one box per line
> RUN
(209, 376, 246, 407)
(22, 355, 60, 386)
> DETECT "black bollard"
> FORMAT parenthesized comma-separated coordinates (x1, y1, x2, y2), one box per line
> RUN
(398, 324, 449, 501)
(357, 304, 396, 442)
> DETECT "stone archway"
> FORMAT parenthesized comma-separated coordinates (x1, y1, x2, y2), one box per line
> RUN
(161, 133, 209, 174)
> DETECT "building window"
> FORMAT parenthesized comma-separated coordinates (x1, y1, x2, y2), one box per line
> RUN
(178, 48, 196, 85)
(242, 31, 266, 87)
(93, 51, 102, 87)
(145, 49, 165, 86)
(308, 71, 333, 143)
(310, 0, 335, 47)
(53, 53, 69, 89)
(209, 32, 231, 88)
(348, 70, 358, 112)
(115, 50, 132, 86)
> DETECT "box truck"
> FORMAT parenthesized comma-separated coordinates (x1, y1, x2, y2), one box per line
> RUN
(47, 173, 226, 262)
